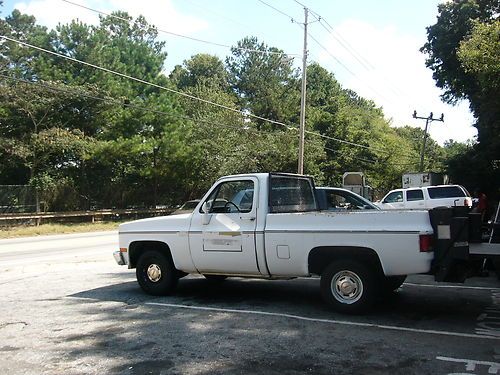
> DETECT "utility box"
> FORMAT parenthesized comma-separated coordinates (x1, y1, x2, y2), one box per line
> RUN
(342, 172, 373, 200)
(402, 172, 448, 189)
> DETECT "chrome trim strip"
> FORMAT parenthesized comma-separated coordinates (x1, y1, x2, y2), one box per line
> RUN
(120, 231, 181, 235)
(122, 230, 419, 235)
(264, 230, 421, 234)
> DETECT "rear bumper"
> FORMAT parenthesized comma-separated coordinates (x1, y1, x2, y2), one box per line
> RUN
(113, 250, 126, 265)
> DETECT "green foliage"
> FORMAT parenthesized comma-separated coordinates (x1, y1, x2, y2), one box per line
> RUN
(226, 37, 300, 130)
(0, 7, 454, 210)
(422, 0, 499, 197)
(458, 20, 500, 77)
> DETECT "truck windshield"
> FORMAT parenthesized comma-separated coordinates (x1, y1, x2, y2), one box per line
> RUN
(269, 175, 317, 213)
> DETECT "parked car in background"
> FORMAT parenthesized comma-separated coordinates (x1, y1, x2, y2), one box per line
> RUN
(316, 187, 379, 211)
(172, 199, 200, 215)
(375, 185, 472, 210)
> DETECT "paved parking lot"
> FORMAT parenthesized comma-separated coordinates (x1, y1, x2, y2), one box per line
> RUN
(1, 232, 499, 374)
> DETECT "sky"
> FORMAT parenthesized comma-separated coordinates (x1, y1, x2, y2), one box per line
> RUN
(2, 0, 478, 145)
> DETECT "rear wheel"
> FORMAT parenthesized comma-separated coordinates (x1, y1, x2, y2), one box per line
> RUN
(136, 250, 178, 296)
(320, 260, 379, 314)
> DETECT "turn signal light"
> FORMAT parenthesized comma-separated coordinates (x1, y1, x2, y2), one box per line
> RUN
(419, 234, 433, 252)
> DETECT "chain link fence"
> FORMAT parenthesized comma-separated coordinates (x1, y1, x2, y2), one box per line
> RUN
(0, 185, 37, 214)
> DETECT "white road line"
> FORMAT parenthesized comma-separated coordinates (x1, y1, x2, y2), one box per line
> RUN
(145, 302, 500, 340)
(404, 283, 500, 291)
(296, 277, 499, 291)
(436, 356, 500, 373)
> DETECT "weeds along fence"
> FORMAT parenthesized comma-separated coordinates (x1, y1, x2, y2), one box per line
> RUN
(0, 208, 175, 227)
(0, 185, 177, 227)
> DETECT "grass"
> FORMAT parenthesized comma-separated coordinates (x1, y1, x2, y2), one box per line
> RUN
(0, 221, 122, 239)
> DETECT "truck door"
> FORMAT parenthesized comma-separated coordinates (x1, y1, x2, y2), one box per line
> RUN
(381, 190, 405, 209)
(405, 189, 425, 209)
(188, 177, 260, 275)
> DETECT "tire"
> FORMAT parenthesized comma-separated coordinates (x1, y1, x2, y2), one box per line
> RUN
(203, 275, 228, 283)
(320, 260, 379, 314)
(383, 275, 407, 292)
(136, 250, 178, 296)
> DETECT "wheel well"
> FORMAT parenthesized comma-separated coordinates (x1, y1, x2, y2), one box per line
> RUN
(129, 241, 172, 269)
(308, 246, 384, 276)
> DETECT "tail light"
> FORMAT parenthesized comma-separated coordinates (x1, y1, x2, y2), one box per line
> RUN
(419, 234, 433, 252)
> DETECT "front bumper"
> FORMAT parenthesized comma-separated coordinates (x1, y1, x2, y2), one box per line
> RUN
(113, 250, 126, 265)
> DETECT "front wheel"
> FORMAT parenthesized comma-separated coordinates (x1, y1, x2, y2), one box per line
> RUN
(136, 250, 178, 296)
(320, 260, 379, 314)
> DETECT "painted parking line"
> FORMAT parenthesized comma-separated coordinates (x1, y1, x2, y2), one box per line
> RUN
(403, 283, 500, 291)
(436, 356, 500, 374)
(298, 277, 500, 291)
(146, 301, 500, 340)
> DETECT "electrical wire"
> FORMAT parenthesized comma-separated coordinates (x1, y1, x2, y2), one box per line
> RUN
(323, 146, 377, 164)
(256, 0, 297, 22)
(0, 35, 295, 129)
(0, 74, 249, 131)
(1, 35, 409, 157)
(0, 74, 420, 168)
(292, 0, 411, 100)
(62, 0, 300, 59)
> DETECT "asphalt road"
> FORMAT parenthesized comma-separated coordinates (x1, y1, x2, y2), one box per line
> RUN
(0, 232, 499, 375)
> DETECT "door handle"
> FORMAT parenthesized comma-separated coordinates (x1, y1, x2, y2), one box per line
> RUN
(240, 216, 256, 221)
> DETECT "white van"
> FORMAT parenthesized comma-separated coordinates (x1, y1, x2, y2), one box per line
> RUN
(376, 185, 472, 210)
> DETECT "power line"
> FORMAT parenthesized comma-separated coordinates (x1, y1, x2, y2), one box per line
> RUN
(0, 35, 294, 129)
(0, 75, 419, 168)
(1, 35, 404, 156)
(62, 0, 300, 59)
(307, 32, 397, 106)
(291, 0, 412, 101)
(0, 74, 378, 165)
(317, 22, 375, 71)
(323, 146, 377, 164)
(0, 73, 255, 132)
(256, 0, 297, 22)
(256, 0, 397, 108)
(291, 0, 373, 70)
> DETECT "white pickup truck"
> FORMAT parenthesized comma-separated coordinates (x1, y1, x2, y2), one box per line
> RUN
(115, 173, 438, 313)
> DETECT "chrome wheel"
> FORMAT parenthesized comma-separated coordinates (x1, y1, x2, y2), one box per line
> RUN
(331, 270, 363, 304)
(147, 264, 162, 283)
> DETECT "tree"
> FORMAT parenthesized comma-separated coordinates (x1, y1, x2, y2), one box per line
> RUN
(457, 19, 500, 158)
(226, 37, 300, 130)
(421, 0, 499, 197)
(170, 53, 230, 92)
(421, 0, 498, 103)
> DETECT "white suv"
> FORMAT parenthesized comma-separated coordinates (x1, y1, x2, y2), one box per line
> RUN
(376, 185, 472, 210)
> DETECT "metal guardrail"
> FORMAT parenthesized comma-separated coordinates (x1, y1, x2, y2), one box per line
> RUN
(0, 208, 175, 225)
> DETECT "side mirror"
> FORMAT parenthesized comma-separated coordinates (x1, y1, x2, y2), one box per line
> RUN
(202, 202, 211, 225)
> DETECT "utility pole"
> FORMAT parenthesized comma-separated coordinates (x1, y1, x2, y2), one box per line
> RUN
(297, 7, 308, 174)
(412, 110, 444, 172)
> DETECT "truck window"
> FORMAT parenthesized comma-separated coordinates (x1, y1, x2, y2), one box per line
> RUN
(202, 180, 254, 213)
(406, 189, 424, 201)
(384, 191, 403, 203)
(428, 186, 465, 199)
(269, 175, 316, 213)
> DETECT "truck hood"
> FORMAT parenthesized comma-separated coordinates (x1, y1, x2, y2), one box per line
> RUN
(119, 213, 191, 233)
